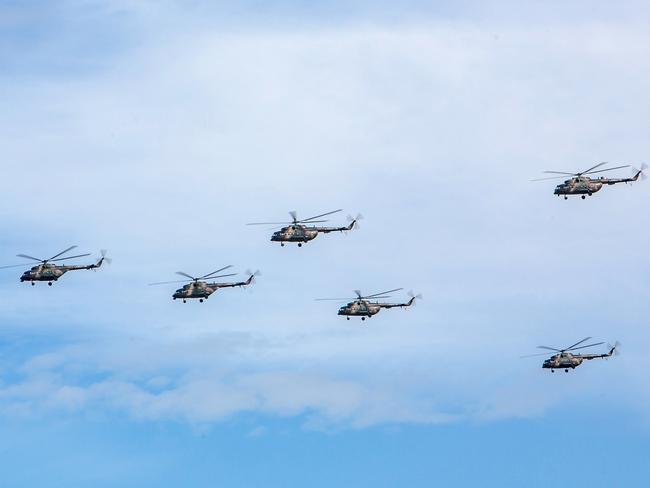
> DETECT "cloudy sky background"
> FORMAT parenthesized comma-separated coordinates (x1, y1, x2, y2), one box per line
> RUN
(1, 1, 650, 486)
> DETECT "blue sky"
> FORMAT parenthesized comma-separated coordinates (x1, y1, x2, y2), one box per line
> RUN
(1, 1, 650, 486)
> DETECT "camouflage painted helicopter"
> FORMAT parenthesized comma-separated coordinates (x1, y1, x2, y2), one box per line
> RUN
(247, 209, 361, 246)
(533, 162, 646, 199)
(522, 337, 618, 373)
(0, 246, 109, 286)
(316, 288, 422, 320)
(149, 266, 260, 303)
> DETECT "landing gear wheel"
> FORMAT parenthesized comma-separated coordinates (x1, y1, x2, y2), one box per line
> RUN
(280, 243, 285, 247)
(564, 196, 568, 200)
(31, 282, 35, 286)
(551, 369, 555, 373)
(298, 243, 302, 247)
(346, 317, 350, 320)
(565, 369, 569, 372)
(361, 317, 365, 321)
(48, 282, 52, 286)
(581, 195, 586, 199)
(183, 299, 187, 303)
(199, 299, 204, 303)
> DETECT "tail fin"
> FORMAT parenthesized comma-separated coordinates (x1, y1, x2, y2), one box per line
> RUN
(245, 269, 261, 285)
(632, 163, 647, 181)
(607, 341, 620, 357)
(406, 290, 423, 307)
(94, 249, 111, 269)
(346, 213, 363, 231)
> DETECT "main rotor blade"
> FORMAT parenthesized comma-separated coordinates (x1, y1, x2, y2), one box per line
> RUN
(520, 352, 553, 358)
(201, 265, 233, 279)
(289, 210, 298, 223)
(567, 341, 604, 352)
(16, 254, 44, 262)
(50, 253, 91, 262)
(246, 221, 292, 226)
(584, 165, 629, 175)
(364, 288, 403, 299)
(315, 298, 352, 301)
(530, 176, 569, 181)
(542, 171, 577, 176)
(205, 273, 237, 280)
(176, 271, 197, 280)
(49, 245, 78, 261)
(565, 337, 591, 351)
(299, 209, 343, 222)
(536, 346, 562, 352)
(0, 263, 32, 269)
(148, 279, 192, 286)
(579, 162, 607, 175)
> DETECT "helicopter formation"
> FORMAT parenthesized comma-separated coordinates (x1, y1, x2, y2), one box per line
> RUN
(0, 209, 419, 321)
(0, 179, 637, 374)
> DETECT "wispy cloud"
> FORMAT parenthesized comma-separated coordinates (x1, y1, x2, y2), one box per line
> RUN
(1, 3, 649, 429)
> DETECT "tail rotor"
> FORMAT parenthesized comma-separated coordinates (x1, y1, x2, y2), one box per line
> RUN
(346, 213, 363, 231)
(95, 249, 112, 269)
(245, 269, 261, 285)
(407, 290, 423, 307)
(632, 163, 647, 182)
(607, 341, 621, 357)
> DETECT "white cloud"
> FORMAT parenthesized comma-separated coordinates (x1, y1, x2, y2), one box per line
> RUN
(1, 7, 650, 428)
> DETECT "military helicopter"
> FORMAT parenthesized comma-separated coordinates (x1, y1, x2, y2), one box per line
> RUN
(316, 288, 422, 320)
(247, 209, 361, 246)
(532, 162, 646, 199)
(0, 246, 109, 286)
(149, 266, 260, 303)
(522, 337, 619, 373)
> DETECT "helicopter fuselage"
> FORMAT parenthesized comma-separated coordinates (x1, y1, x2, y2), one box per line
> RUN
(543, 352, 584, 370)
(173, 282, 217, 300)
(271, 225, 319, 244)
(338, 300, 382, 318)
(20, 264, 67, 282)
(554, 177, 605, 196)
